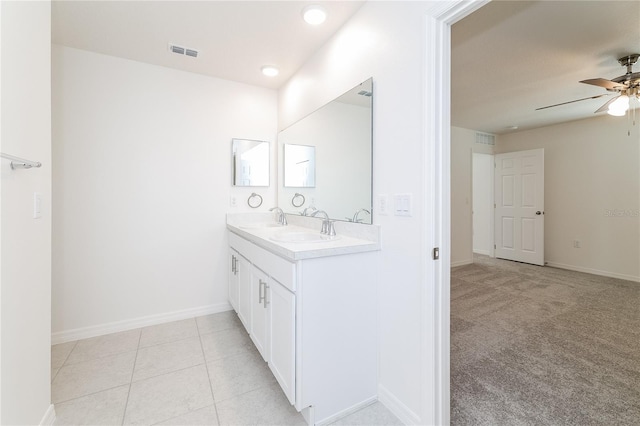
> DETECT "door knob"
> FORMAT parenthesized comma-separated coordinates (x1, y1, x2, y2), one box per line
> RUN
(535, 211, 543, 215)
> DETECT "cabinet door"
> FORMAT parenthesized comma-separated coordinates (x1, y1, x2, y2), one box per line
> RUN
(237, 255, 252, 331)
(228, 249, 239, 312)
(269, 280, 296, 405)
(250, 266, 269, 361)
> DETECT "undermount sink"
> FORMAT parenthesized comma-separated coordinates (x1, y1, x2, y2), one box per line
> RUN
(239, 223, 283, 229)
(269, 231, 340, 243)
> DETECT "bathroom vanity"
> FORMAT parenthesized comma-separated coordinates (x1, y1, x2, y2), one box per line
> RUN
(227, 213, 380, 425)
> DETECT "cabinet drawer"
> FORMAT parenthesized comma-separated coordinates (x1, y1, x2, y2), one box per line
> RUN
(229, 232, 296, 292)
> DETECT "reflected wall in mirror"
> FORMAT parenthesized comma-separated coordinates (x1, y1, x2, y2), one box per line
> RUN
(278, 78, 372, 224)
(231, 138, 269, 187)
(284, 144, 316, 187)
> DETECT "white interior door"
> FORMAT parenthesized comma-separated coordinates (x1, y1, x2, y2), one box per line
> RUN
(494, 149, 545, 266)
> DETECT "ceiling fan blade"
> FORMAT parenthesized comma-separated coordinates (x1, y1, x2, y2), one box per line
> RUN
(612, 71, 640, 84)
(594, 95, 619, 113)
(535, 93, 610, 111)
(579, 78, 625, 90)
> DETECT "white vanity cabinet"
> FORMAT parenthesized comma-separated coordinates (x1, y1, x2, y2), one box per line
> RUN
(248, 265, 296, 403)
(267, 275, 296, 404)
(249, 266, 270, 361)
(229, 232, 297, 404)
(229, 248, 251, 317)
(227, 228, 377, 425)
(234, 252, 252, 330)
(228, 249, 239, 311)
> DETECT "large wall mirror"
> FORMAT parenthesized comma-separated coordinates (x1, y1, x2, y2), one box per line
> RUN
(231, 138, 270, 187)
(284, 144, 316, 187)
(278, 78, 373, 223)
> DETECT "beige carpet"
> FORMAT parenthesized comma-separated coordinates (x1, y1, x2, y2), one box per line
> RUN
(451, 255, 640, 425)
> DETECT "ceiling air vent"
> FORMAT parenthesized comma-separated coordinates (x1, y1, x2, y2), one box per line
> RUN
(475, 132, 495, 146)
(169, 44, 199, 58)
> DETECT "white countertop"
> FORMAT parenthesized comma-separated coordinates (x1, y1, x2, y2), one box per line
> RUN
(227, 213, 381, 261)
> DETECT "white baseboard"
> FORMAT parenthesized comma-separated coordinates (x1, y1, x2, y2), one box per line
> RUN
(545, 261, 640, 283)
(51, 302, 232, 344)
(316, 395, 377, 425)
(451, 259, 473, 268)
(40, 404, 56, 426)
(378, 384, 420, 425)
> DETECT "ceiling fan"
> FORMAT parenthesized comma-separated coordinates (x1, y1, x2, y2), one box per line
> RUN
(537, 54, 640, 116)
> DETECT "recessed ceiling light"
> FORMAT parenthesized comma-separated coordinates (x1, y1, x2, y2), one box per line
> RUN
(302, 5, 327, 25)
(261, 66, 279, 77)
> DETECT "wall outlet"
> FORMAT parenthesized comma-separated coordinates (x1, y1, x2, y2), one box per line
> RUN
(378, 194, 389, 215)
(230, 196, 237, 207)
(33, 192, 42, 219)
(573, 239, 581, 248)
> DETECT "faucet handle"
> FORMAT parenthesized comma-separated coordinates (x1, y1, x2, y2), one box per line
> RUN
(326, 220, 336, 237)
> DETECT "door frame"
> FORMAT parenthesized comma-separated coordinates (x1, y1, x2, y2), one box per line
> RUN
(421, 1, 490, 424)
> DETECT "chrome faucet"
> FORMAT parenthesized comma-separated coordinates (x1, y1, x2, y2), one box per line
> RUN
(311, 210, 336, 236)
(352, 208, 371, 223)
(270, 207, 288, 226)
(301, 205, 318, 216)
(310, 209, 329, 220)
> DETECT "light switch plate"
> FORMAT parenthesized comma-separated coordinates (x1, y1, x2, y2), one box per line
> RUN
(394, 193, 412, 217)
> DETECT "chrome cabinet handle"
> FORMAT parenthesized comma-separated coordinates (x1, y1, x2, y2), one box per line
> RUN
(259, 279, 265, 303)
(231, 255, 236, 274)
(234, 257, 239, 274)
(263, 284, 270, 308)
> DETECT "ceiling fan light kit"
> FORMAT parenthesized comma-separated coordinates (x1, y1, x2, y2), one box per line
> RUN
(607, 94, 630, 116)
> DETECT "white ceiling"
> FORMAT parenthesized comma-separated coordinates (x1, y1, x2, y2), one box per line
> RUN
(52, 1, 364, 90)
(452, 0, 640, 134)
(52, 1, 640, 134)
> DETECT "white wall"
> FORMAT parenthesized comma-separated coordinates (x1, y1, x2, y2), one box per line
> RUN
(279, 2, 452, 423)
(0, 1, 53, 423)
(52, 46, 278, 340)
(451, 126, 494, 266)
(496, 115, 640, 281)
(472, 153, 493, 256)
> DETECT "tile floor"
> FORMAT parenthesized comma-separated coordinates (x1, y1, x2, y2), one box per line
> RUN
(52, 311, 402, 425)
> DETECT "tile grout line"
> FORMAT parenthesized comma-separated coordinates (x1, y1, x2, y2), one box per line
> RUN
(130, 361, 209, 387)
(60, 340, 79, 368)
(52, 340, 80, 383)
(138, 331, 199, 351)
(196, 317, 223, 426)
(52, 383, 133, 406)
(121, 330, 143, 426)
